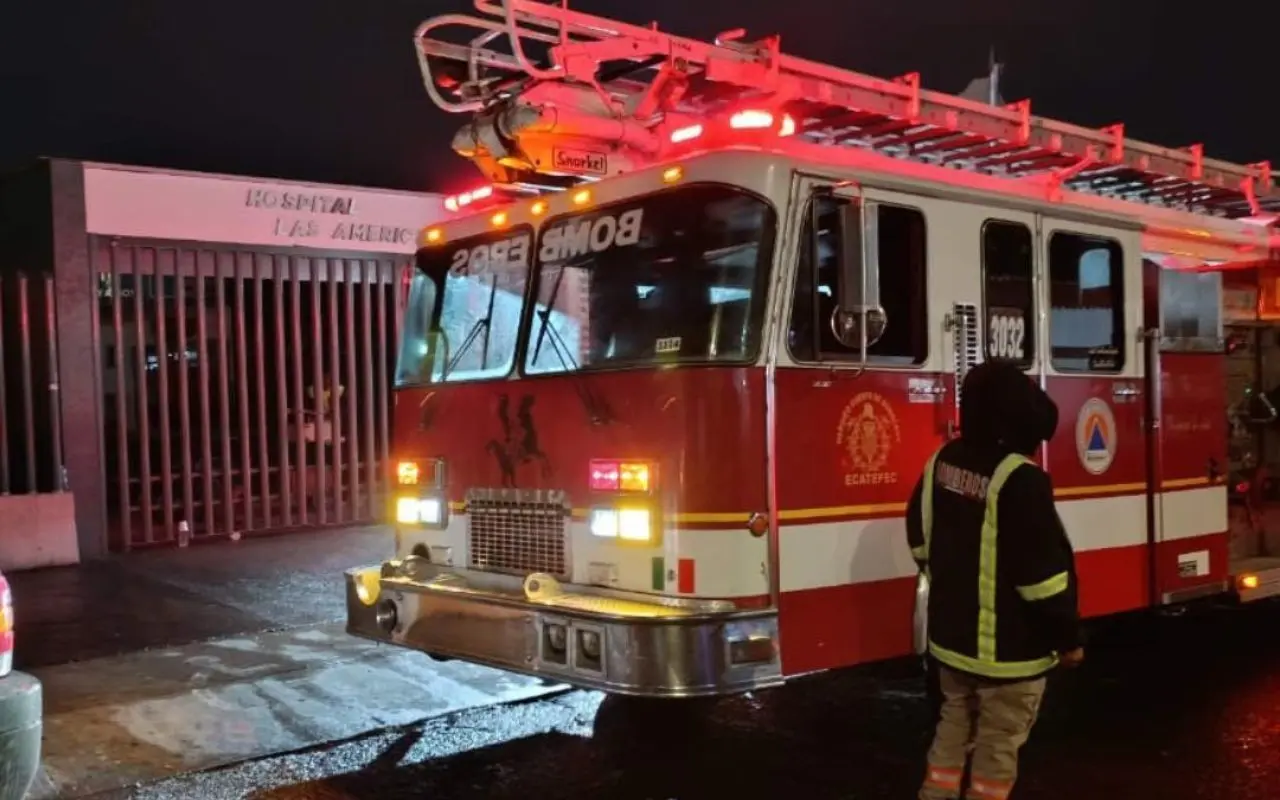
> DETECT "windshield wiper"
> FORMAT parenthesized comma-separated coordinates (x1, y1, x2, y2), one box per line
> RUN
(532, 266, 613, 426)
(441, 274, 498, 380)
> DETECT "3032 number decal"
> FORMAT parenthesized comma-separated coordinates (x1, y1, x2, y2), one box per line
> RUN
(987, 309, 1026, 361)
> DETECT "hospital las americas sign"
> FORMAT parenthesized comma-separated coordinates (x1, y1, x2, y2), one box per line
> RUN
(245, 188, 418, 247)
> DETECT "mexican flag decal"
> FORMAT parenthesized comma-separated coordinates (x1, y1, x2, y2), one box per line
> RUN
(651, 557, 695, 592)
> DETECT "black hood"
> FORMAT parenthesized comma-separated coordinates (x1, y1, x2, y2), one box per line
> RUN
(959, 360, 1059, 455)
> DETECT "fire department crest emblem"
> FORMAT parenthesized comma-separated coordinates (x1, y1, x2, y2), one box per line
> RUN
(836, 392, 902, 486)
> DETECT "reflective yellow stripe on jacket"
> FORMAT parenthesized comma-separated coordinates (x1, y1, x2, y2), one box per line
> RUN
(913, 452, 939, 567)
(921, 451, 1059, 680)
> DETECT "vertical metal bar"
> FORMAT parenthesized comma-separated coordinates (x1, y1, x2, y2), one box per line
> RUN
(109, 251, 131, 544)
(0, 277, 10, 496)
(175, 253, 195, 532)
(274, 256, 292, 527)
(154, 250, 175, 538)
(18, 275, 35, 492)
(253, 255, 271, 526)
(44, 275, 64, 491)
(311, 260, 328, 525)
(234, 253, 254, 532)
(360, 265, 376, 511)
(328, 260, 344, 522)
(132, 250, 154, 543)
(344, 261, 360, 519)
(291, 257, 308, 524)
(196, 256, 214, 535)
(374, 263, 391, 507)
(215, 257, 234, 536)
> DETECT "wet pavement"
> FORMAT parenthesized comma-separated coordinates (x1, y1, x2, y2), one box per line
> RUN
(103, 596, 1280, 800)
(6, 526, 569, 799)
(8, 526, 391, 670)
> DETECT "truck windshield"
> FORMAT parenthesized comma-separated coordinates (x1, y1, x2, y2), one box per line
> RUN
(395, 225, 534, 386)
(524, 184, 776, 374)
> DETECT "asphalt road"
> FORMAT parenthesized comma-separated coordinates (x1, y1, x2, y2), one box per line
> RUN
(109, 595, 1280, 800)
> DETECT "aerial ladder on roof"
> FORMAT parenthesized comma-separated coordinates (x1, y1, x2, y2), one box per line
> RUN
(415, 0, 1278, 221)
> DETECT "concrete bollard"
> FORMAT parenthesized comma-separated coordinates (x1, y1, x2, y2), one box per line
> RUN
(0, 671, 41, 800)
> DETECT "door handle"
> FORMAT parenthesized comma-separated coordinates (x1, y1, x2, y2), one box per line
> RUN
(1113, 383, 1140, 400)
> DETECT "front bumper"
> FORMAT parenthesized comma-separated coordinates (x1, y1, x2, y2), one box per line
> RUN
(345, 559, 782, 697)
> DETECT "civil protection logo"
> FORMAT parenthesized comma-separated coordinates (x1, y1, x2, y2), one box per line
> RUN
(836, 392, 902, 486)
(1075, 398, 1116, 475)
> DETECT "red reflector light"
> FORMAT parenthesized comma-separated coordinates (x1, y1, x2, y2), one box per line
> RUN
(1236, 481, 1251, 494)
(589, 460, 620, 491)
(729, 109, 774, 129)
(444, 185, 494, 212)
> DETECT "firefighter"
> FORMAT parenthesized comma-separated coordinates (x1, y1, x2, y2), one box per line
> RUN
(906, 360, 1084, 800)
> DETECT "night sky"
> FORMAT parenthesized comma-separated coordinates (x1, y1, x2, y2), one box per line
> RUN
(3, 0, 1276, 194)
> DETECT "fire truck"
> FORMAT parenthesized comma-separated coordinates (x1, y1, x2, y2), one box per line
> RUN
(345, 0, 1280, 697)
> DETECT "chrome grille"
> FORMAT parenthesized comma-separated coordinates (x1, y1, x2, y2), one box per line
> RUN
(466, 488, 569, 578)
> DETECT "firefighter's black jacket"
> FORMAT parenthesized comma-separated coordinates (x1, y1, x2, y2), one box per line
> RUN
(905, 361, 1081, 681)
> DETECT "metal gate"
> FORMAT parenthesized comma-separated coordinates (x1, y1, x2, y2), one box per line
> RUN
(0, 271, 64, 496)
(95, 239, 405, 549)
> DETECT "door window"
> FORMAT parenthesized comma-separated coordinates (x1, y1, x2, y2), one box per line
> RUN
(788, 195, 929, 365)
(981, 220, 1034, 367)
(1048, 232, 1125, 372)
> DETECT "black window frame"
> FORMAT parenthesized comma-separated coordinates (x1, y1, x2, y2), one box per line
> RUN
(1047, 230, 1126, 373)
(980, 219, 1036, 369)
(787, 195, 930, 367)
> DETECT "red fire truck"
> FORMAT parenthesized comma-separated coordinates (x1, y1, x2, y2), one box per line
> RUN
(346, 0, 1280, 697)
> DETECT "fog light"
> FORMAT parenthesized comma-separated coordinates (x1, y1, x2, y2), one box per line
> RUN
(1239, 573, 1260, 591)
(580, 629, 601, 660)
(375, 599, 398, 633)
(546, 623, 567, 652)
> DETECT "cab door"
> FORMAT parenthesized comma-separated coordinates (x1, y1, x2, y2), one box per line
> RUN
(770, 173, 971, 675)
(1038, 219, 1147, 618)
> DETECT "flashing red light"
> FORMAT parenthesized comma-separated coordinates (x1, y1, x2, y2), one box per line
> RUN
(589, 460, 652, 492)
(444, 185, 494, 212)
(779, 114, 797, 136)
(589, 460, 621, 491)
(729, 109, 774, 130)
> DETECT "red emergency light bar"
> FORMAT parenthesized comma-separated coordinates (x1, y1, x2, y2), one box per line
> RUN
(443, 185, 495, 212)
(669, 108, 797, 148)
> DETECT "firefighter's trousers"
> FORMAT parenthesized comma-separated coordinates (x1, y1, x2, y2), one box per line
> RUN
(918, 664, 1047, 800)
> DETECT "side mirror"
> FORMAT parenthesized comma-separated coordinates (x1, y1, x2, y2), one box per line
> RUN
(817, 193, 886, 351)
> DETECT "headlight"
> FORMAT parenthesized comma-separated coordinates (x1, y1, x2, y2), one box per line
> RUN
(395, 496, 444, 526)
(618, 509, 650, 541)
(589, 507, 652, 542)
